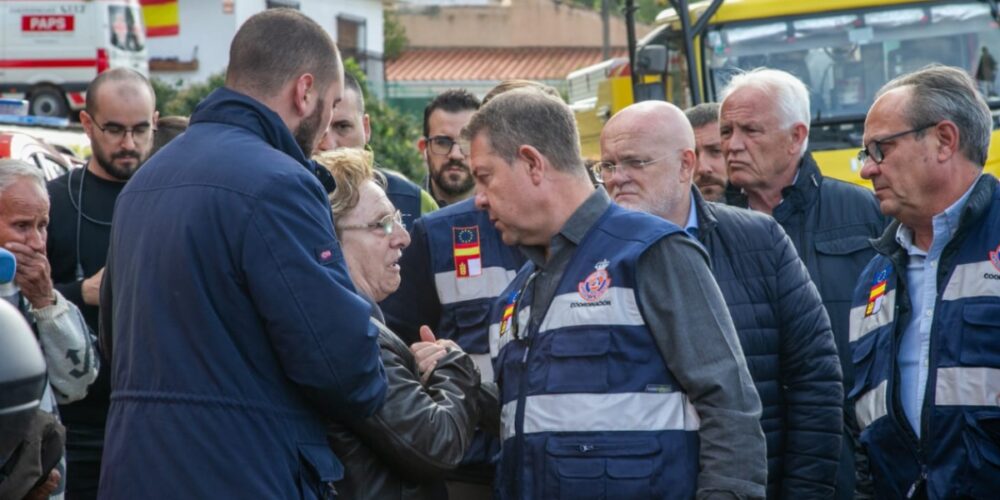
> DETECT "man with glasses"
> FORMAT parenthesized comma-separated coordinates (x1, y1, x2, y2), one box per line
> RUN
(418, 89, 480, 208)
(469, 88, 765, 499)
(849, 65, 1000, 498)
(43, 67, 156, 499)
(719, 68, 885, 499)
(601, 100, 842, 498)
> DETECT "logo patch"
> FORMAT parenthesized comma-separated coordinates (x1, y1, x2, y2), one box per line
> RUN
(990, 243, 1000, 273)
(453, 226, 482, 278)
(865, 266, 890, 316)
(499, 290, 519, 338)
(578, 259, 612, 302)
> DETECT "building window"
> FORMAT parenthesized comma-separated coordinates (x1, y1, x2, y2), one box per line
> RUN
(266, 0, 300, 9)
(338, 15, 367, 69)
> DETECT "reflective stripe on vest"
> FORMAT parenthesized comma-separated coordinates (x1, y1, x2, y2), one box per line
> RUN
(434, 266, 518, 305)
(537, 288, 644, 331)
(500, 391, 700, 441)
(941, 260, 1000, 301)
(855, 379, 888, 429)
(849, 289, 897, 342)
(935, 366, 1000, 407)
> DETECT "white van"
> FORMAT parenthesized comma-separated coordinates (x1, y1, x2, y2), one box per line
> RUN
(0, 0, 149, 117)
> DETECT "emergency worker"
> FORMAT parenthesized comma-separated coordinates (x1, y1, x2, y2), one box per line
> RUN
(469, 88, 766, 499)
(850, 65, 1000, 498)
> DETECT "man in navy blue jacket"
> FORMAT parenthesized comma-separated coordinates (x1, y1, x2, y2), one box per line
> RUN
(601, 101, 843, 498)
(97, 10, 387, 499)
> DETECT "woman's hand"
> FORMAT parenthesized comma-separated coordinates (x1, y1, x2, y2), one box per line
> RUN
(410, 325, 461, 384)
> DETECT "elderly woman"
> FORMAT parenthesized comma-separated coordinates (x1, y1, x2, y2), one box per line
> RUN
(314, 149, 481, 499)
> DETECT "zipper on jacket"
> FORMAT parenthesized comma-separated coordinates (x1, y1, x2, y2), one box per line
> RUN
(513, 338, 532, 499)
(905, 467, 928, 499)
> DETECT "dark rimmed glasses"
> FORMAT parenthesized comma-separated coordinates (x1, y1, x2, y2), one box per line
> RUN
(858, 123, 937, 164)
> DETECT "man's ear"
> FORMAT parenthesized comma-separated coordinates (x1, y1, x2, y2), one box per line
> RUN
(417, 136, 427, 153)
(80, 110, 95, 139)
(933, 120, 960, 162)
(518, 144, 546, 185)
(788, 122, 809, 155)
(363, 113, 372, 144)
(293, 73, 315, 116)
(679, 148, 697, 184)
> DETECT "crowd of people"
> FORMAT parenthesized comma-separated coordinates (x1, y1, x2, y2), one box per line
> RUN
(1, 7, 998, 500)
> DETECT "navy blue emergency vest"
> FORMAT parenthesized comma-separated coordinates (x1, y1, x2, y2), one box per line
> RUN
(489, 204, 699, 499)
(848, 176, 1000, 499)
(424, 198, 524, 381)
(379, 168, 423, 232)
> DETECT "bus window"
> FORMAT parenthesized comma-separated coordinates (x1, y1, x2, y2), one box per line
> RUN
(703, 1, 1000, 148)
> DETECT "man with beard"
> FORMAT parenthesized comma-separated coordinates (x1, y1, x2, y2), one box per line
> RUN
(96, 9, 387, 498)
(418, 90, 480, 207)
(685, 102, 728, 202)
(44, 67, 156, 500)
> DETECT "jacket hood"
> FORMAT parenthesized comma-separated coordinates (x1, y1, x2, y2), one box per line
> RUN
(190, 87, 312, 170)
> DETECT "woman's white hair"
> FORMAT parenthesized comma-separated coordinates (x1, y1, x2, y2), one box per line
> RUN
(0, 159, 46, 200)
(720, 67, 811, 156)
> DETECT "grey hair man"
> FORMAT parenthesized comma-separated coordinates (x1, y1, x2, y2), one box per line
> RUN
(97, 9, 387, 498)
(600, 100, 842, 498)
(0, 159, 98, 500)
(719, 67, 885, 499)
(685, 102, 728, 201)
(849, 65, 1000, 499)
(470, 89, 766, 499)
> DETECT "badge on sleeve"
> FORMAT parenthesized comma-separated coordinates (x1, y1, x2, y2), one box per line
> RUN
(499, 290, 518, 338)
(865, 267, 890, 316)
(453, 226, 482, 278)
(990, 243, 1000, 272)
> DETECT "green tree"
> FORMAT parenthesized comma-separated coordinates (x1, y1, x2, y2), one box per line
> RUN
(383, 8, 408, 61)
(345, 59, 424, 182)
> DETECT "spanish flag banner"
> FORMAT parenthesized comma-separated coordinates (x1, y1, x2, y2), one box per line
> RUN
(140, 0, 179, 37)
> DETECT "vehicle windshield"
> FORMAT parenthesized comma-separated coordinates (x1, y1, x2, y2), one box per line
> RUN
(702, 1, 1000, 149)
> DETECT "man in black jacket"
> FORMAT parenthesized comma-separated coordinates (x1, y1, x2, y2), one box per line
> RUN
(719, 68, 885, 499)
(600, 100, 843, 498)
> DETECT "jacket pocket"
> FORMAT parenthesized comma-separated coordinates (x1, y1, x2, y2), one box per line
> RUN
(849, 332, 879, 401)
(962, 411, 1000, 497)
(298, 443, 343, 500)
(545, 331, 611, 393)
(544, 436, 660, 500)
(813, 234, 875, 305)
(959, 303, 1000, 367)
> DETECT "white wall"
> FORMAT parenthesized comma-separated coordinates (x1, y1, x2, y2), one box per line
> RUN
(148, 0, 384, 89)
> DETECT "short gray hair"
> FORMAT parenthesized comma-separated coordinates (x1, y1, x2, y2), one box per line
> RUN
(721, 68, 811, 154)
(685, 102, 720, 129)
(463, 88, 583, 175)
(0, 160, 46, 199)
(878, 65, 992, 167)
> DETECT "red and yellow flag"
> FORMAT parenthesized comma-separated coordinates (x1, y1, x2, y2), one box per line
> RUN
(140, 0, 179, 37)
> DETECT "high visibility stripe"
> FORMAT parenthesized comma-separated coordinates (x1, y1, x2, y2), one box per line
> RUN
(941, 261, 1000, 301)
(538, 287, 644, 332)
(489, 306, 531, 358)
(469, 353, 493, 383)
(855, 379, 888, 430)
(500, 392, 700, 441)
(935, 366, 1000, 407)
(849, 289, 897, 342)
(434, 267, 516, 305)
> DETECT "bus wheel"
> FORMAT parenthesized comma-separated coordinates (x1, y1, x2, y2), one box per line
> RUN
(28, 87, 69, 118)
